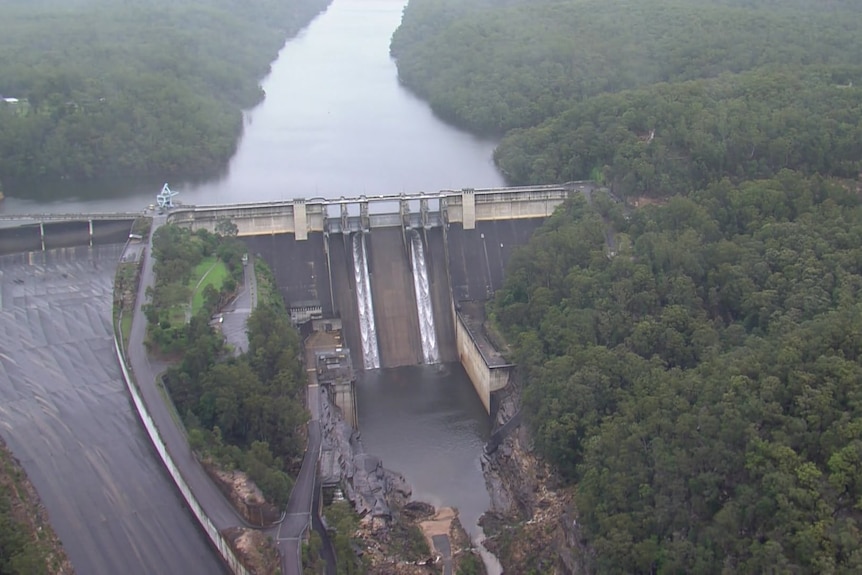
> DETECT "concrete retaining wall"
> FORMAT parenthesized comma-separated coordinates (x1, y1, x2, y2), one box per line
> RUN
(454, 311, 511, 413)
(113, 327, 249, 575)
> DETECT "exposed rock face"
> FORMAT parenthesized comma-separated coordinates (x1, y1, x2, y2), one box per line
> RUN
(482, 382, 538, 519)
(222, 527, 280, 575)
(205, 465, 281, 527)
(319, 386, 411, 523)
(481, 379, 589, 574)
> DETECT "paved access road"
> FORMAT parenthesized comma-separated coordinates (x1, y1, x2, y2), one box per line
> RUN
(272, 388, 324, 574)
(219, 254, 258, 354)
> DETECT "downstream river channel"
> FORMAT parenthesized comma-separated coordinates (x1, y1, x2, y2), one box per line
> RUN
(3, 0, 506, 571)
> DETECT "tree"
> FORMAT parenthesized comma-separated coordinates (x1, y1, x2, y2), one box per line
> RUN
(215, 218, 239, 238)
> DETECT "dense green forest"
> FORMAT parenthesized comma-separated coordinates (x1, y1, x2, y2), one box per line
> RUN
(495, 68, 862, 196)
(392, 0, 862, 196)
(394, 1, 862, 571)
(147, 225, 307, 507)
(0, 0, 329, 198)
(491, 178, 862, 573)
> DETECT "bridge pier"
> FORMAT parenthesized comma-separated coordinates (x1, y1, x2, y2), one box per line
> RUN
(420, 198, 429, 229)
(39, 222, 45, 251)
(462, 188, 476, 230)
(340, 202, 349, 233)
(88, 219, 94, 247)
(294, 199, 308, 241)
(400, 198, 410, 269)
(359, 199, 369, 232)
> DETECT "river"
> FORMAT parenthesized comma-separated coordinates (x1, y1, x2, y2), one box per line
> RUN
(3, 0, 506, 571)
(0, 0, 503, 214)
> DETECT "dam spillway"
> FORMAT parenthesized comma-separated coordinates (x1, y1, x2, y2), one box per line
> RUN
(243, 219, 553, 375)
(224, 185, 595, 376)
(353, 232, 380, 370)
(163, 183, 595, 409)
(409, 229, 440, 364)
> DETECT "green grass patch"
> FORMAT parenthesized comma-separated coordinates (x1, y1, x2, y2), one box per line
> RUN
(188, 256, 229, 316)
(120, 312, 132, 349)
(252, 257, 284, 310)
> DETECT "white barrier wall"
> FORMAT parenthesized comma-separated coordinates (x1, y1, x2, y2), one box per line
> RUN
(113, 335, 251, 575)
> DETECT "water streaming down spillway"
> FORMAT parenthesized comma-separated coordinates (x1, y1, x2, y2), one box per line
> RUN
(409, 229, 440, 364)
(353, 232, 380, 369)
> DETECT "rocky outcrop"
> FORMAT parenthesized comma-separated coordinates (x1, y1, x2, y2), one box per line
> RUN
(222, 527, 279, 575)
(481, 381, 538, 519)
(318, 386, 411, 524)
(481, 377, 590, 574)
(205, 465, 281, 527)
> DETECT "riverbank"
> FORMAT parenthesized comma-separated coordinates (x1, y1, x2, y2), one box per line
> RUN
(316, 360, 487, 574)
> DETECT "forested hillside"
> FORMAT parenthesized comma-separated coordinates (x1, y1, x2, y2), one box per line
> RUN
(394, 1, 862, 572)
(392, 0, 862, 196)
(491, 178, 862, 573)
(0, 0, 330, 198)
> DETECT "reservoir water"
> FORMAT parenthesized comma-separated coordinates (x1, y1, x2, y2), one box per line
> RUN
(3, 0, 506, 570)
(1, 0, 504, 214)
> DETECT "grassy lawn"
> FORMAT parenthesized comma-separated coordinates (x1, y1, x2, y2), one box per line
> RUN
(120, 312, 133, 349)
(189, 257, 229, 316)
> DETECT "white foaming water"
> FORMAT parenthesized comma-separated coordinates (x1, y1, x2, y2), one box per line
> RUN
(409, 229, 440, 364)
(353, 232, 380, 369)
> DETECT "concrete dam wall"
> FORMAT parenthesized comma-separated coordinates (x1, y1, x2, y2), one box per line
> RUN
(246, 218, 547, 374)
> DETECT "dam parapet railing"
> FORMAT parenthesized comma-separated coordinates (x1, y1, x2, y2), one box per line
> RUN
(111, 242, 251, 575)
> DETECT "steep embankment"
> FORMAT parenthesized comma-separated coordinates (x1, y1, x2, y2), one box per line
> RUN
(0, 0, 331, 199)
